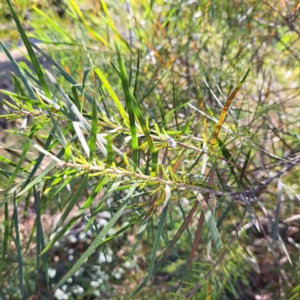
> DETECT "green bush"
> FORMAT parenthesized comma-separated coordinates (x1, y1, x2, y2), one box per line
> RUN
(1, 0, 300, 299)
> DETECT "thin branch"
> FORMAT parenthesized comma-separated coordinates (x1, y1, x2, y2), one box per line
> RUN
(53, 153, 300, 199)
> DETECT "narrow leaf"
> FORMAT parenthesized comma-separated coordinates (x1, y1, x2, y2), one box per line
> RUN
(13, 193, 25, 297)
(195, 191, 222, 250)
(5, 0, 51, 99)
(116, 47, 138, 170)
(94, 67, 129, 125)
(105, 135, 114, 167)
(211, 69, 250, 145)
(89, 97, 98, 162)
(53, 182, 137, 291)
(130, 192, 170, 298)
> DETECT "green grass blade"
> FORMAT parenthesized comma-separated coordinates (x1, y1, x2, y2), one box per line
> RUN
(0, 154, 23, 169)
(5, 123, 38, 189)
(30, 43, 99, 110)
(46, 71, 109, 157)
(32, 7, 75, 42)
(13, 193, 25, 298)
(53, 182, 137, 291)
(33, 187, 42, 272)
(133, 49, 140, 97)
(5, 0, 51, 99)
(141, 68, 169, 101)
(53, 174, 89, 231)
(117, 46, 158, 172)
(131, 186, 171, 298)
(156, 93, 166, 128)
(40, 175, 106, 256)
(0, 41, 36, 103)
(10, 73, 30, 108)
(116, 46, 138, 170)
(105, 135, 114, 167)
(130, 203, 200, 299)
(20, 128, 54, 191)
(149, 195, 170, 275)
(72, 121, 90, 157)
(133, 98, 158, 172)
(71, 86, 81, 110)
(94, 67, 129, 125)
(195, 191, 222, 250)
(82, 67, 94, 90)
(89, 97, 98, 162)
(97, 215, 142, 246)
(16, 148, 64, 197)
(1, 201, 9, 272)
(127, 213, 148, 261)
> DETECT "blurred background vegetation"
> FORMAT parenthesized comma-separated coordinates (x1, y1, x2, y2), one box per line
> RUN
(0, 0, 300, 299)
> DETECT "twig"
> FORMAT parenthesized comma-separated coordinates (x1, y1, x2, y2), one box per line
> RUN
(54, 153, 300, 199)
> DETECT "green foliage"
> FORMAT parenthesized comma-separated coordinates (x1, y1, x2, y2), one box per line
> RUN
(1, 0, 300, 299)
